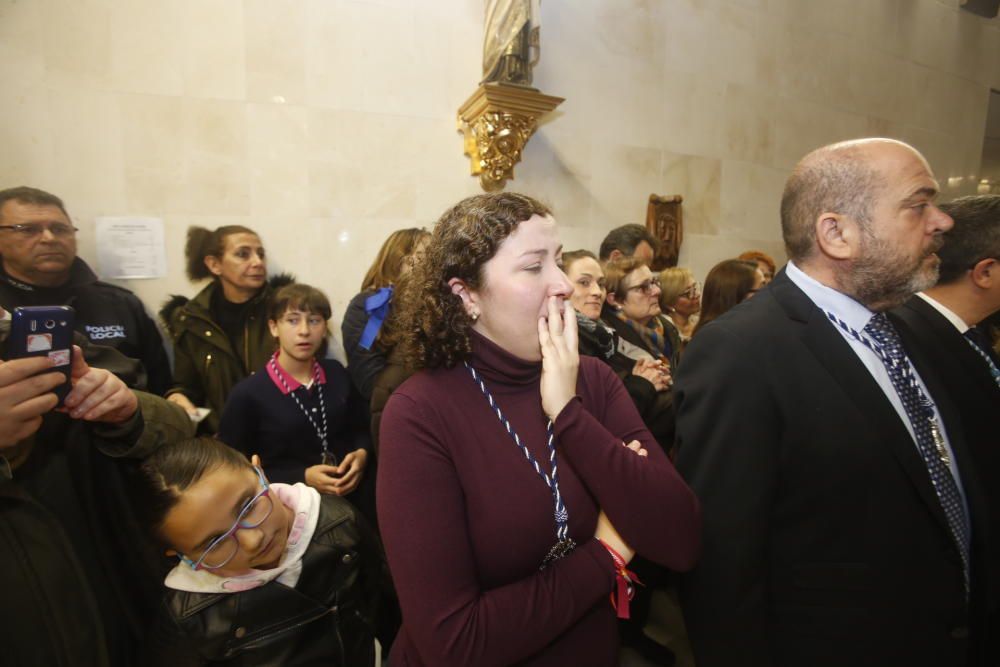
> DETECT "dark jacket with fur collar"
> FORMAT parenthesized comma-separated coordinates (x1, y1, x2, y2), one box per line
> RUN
(160, 275, 292, 434)
(0, 256, 173, 394)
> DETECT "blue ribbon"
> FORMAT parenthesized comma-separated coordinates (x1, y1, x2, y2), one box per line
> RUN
(358, 286, 393, 350)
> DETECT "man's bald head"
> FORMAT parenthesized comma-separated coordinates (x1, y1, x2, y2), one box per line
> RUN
(780, 139, 923, 262)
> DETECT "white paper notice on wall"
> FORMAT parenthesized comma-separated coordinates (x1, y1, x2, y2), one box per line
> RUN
(95, 217, 168, 279)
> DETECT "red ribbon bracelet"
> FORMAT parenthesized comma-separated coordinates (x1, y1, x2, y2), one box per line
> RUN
(597, 539, 642, 619)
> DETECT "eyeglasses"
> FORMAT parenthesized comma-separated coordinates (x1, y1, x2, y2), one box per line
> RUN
(626, 277, 661, 296)
(180, 466, 273, 571)
(0, 223, 78, 237)
(680, 282, 701, 299)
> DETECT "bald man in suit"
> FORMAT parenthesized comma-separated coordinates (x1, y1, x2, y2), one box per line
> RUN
(675, 139, 991, 666)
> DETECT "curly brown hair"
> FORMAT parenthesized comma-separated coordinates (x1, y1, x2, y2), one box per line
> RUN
(394, 192, 552, 370)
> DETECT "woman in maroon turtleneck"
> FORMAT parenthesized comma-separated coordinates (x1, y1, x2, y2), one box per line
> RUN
(377, 193, 701, 667)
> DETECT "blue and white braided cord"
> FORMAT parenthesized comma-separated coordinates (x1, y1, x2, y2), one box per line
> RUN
(827, 311, 971, 591)
(465, 362, 568, 541)
(825, 313, 934, 415)
(964, 337, 1000, 389)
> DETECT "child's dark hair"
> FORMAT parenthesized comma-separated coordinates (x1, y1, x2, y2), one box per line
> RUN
(268, 283, 332, 322)
(184, 225, 259, 282)
(124, 437, 254, 548)
(268, 283, 332, 358)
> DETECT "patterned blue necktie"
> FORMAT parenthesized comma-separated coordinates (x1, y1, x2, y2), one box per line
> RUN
(964, 329, 1000, 389)
(863, 313, 971, 590)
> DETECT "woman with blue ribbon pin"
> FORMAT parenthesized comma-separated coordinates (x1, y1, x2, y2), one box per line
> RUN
(341, 229, 429, 397)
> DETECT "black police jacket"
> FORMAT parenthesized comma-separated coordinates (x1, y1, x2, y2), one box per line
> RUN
(0, 256, 172, 394)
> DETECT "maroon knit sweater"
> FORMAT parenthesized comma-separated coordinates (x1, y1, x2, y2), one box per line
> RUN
(377, 332, 701, 666)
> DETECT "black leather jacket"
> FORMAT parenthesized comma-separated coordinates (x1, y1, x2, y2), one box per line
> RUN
(152, 494, 383, 666)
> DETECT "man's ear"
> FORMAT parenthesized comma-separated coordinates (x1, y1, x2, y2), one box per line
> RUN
(251, 454, 262, 468)
(204, 255, 223, 277)
(606, 291, 621, 308)
(608, 249, 624, 263)
(970, 257, 996, 289)
(448, 278, 478, 317)
(815, 212, 857, 261)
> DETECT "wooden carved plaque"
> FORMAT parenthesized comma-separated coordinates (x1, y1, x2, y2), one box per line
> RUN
(646, 194, 683, 271)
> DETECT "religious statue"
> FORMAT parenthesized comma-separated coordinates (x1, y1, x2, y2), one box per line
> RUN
(482, 0, 540, 87)
(457, 0, 561, 190)
(646, 194, 684, 270)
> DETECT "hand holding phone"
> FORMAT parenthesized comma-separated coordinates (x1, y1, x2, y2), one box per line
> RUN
(60, 346, 137, 423)
(0, 355, 64, 449)
(9, 306, 75, 406)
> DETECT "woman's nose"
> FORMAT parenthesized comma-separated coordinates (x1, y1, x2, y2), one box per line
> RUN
(552, 269, 573, 298)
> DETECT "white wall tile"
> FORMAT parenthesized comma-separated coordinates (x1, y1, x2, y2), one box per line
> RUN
(109, 2, 185, 96)
(180, 0, 246, 101)
(245, 0, 307, 104)
(0, 0, 994, 338)
(0, 1, 46, 86)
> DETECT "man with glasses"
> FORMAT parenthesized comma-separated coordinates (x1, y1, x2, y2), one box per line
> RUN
(0, 186, 171, 394)
(891, 194, 1000, 663)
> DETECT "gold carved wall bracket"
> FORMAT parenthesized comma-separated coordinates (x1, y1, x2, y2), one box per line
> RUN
(457, 83, 563, 191)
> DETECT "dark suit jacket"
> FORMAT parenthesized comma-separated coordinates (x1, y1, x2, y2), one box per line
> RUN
(674, 269, 990, 667)
(892, 295, 1000, 664)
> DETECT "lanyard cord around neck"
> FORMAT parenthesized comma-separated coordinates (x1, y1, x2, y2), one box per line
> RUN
(464, 362, 572, 553)
(269, 354, 331, 462)
(824, 311, 939, 422)
(964, 335, 1000, 388)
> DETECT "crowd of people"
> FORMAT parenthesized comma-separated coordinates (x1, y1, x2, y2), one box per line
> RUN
(1, 135, 999, 667)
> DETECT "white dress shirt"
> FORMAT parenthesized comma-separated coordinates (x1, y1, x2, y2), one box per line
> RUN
(915, 291, 969, 333)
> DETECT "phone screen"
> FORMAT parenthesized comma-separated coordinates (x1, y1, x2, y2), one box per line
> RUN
(9, 306, 75, 406)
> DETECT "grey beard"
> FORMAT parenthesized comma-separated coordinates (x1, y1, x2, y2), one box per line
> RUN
(842, 236, 940, 312)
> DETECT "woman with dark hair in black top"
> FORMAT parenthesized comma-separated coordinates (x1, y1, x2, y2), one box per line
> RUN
(160, 225, 290, 434)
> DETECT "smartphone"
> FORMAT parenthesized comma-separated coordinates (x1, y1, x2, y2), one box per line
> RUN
(8, 306, 75, 406)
